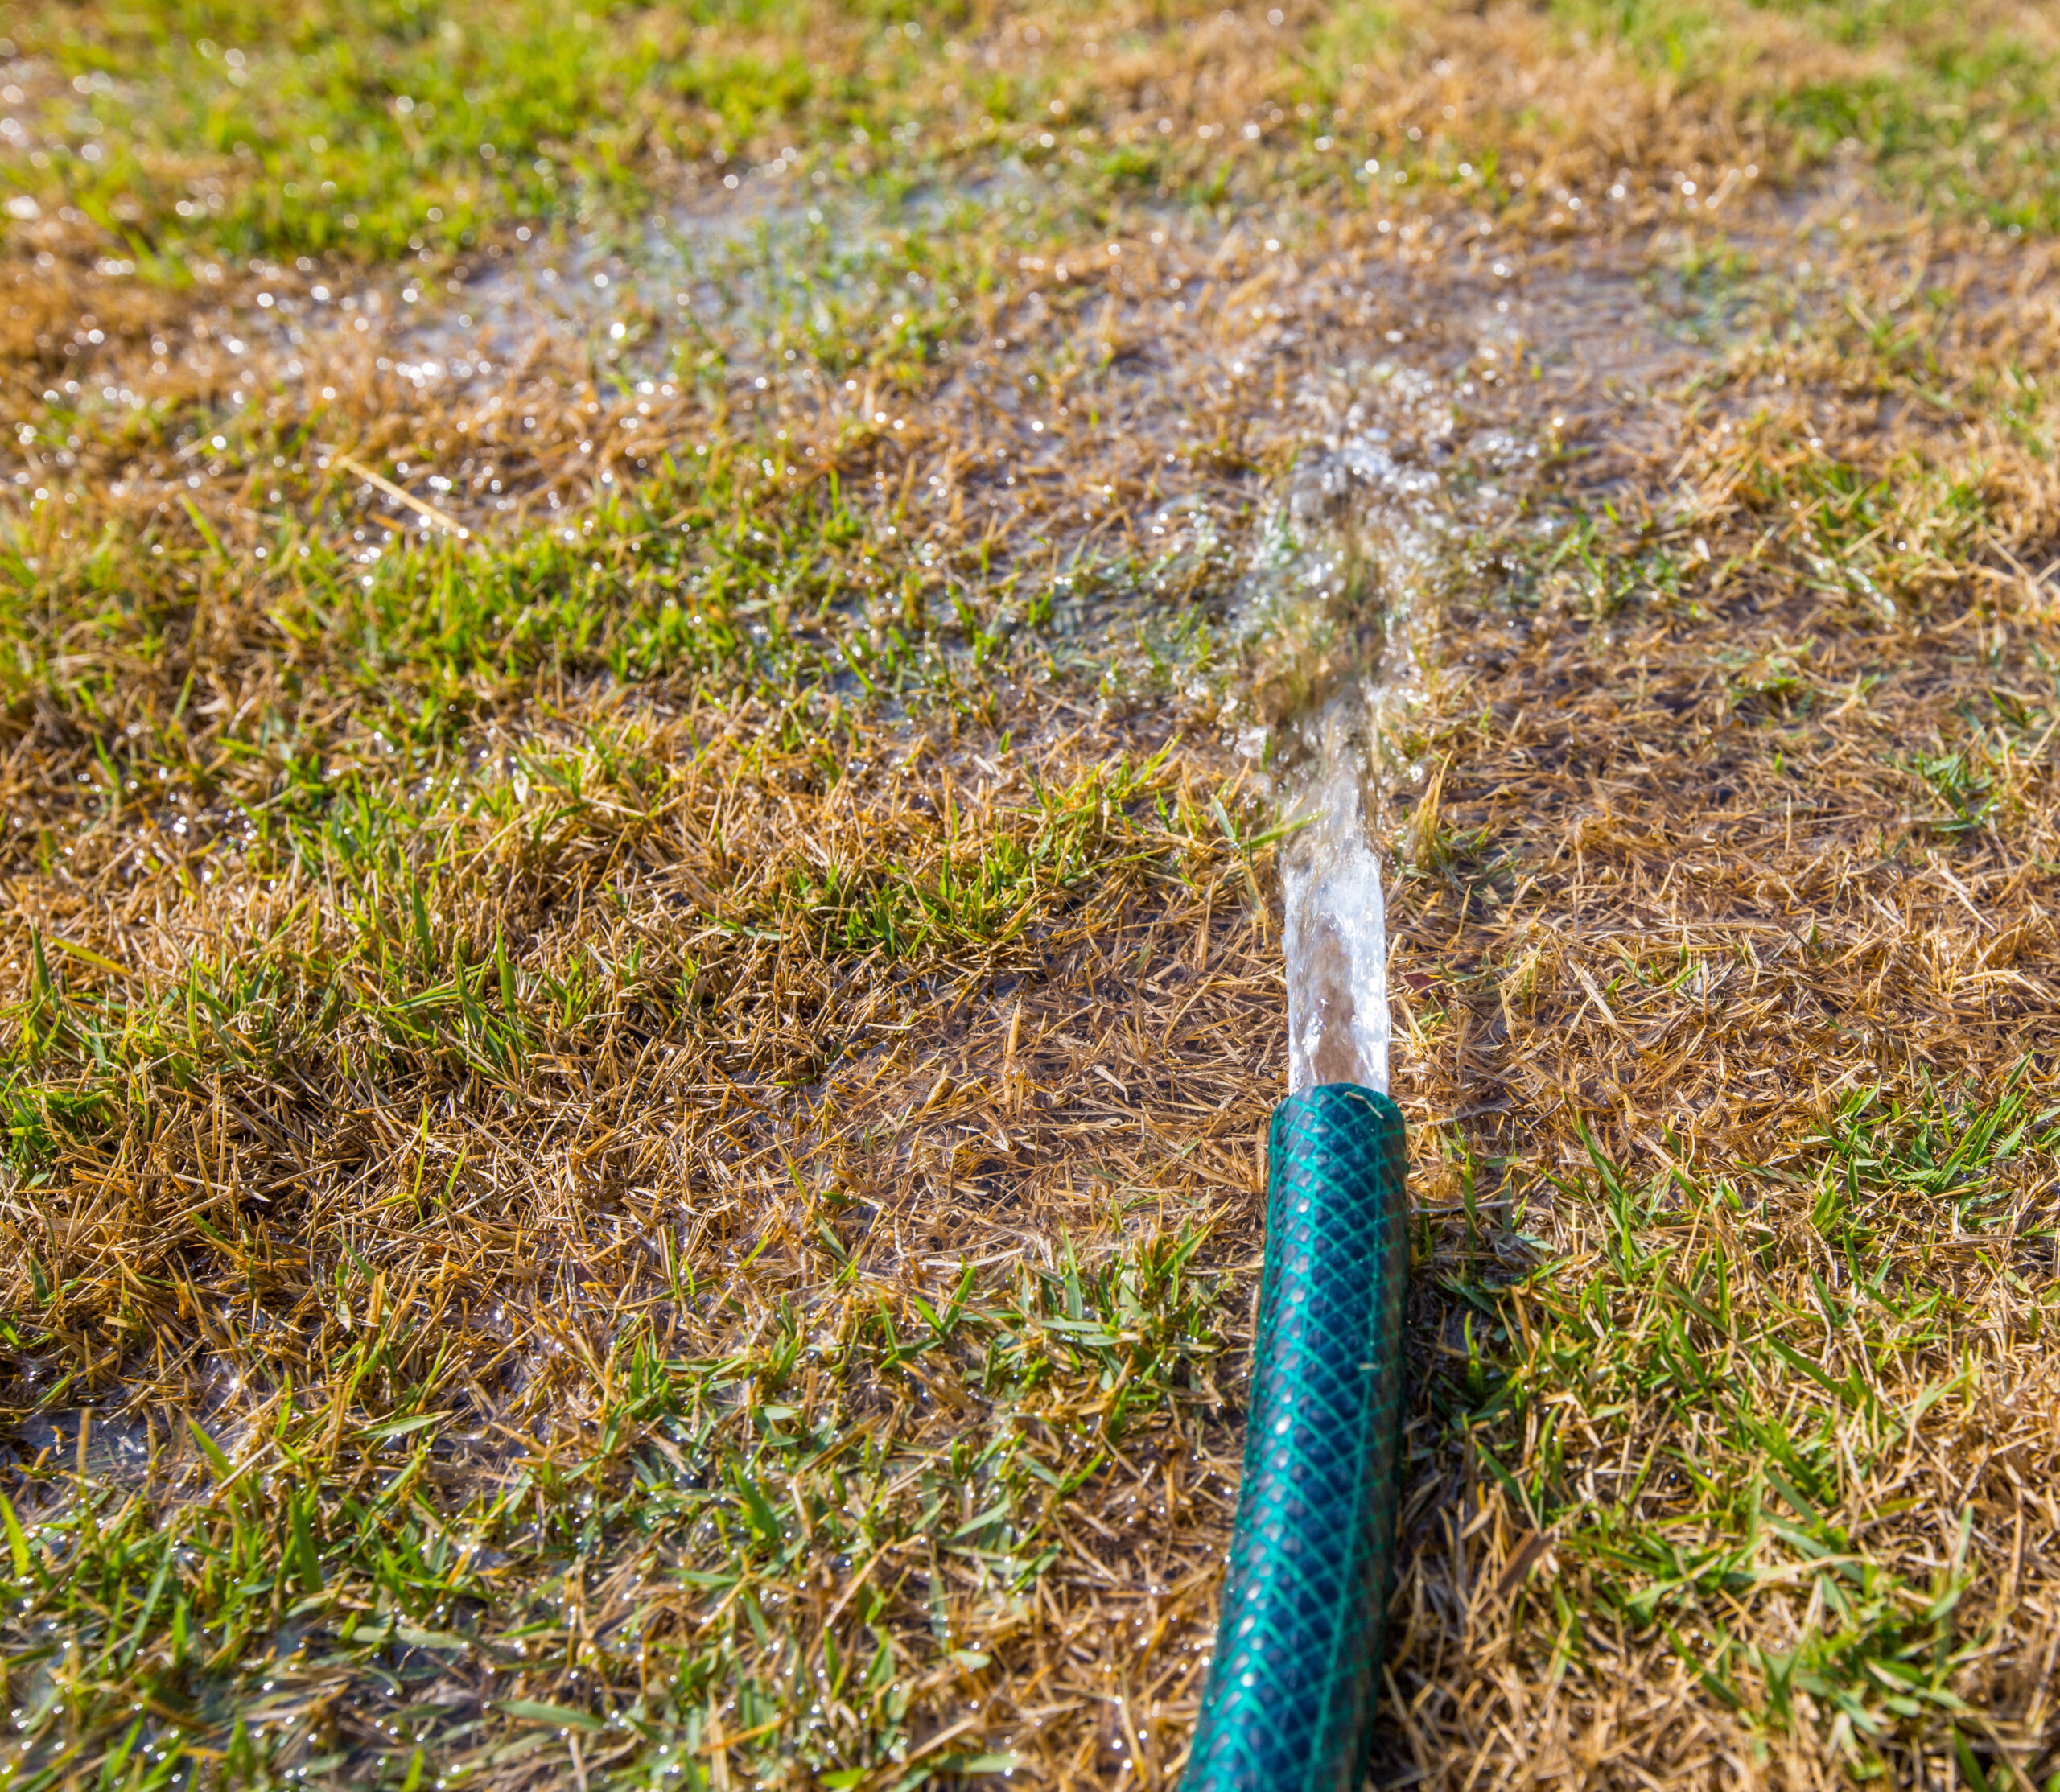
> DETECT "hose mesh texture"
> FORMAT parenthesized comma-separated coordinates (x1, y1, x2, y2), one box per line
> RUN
(1185, 1085, 1409, 1792)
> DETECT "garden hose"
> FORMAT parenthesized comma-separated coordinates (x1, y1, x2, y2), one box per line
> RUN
(1187, 1083, 1409, 1792)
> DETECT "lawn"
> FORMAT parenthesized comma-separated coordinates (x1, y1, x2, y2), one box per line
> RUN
(4, 2, 2060, 1787)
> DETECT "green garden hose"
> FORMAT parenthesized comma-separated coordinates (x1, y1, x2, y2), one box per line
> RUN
(1187, 1083, 1409, 1792)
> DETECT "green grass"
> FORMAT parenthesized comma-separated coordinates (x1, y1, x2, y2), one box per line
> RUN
(14, 0, 920, 267)
(1441, 1077, 2059, 1774)
(0, 1227, 1230, 1790)
(14, 0, 2054, 283)
(2, 0, 1231, 271)
(1550, 0, 2060, 231)
(0, 715, 1235, 1181)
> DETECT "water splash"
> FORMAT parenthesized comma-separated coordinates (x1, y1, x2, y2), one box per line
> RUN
(1231, 376, 1471, 1096)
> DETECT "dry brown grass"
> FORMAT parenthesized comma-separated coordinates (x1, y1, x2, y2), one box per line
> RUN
(5, 681, 1288, 1782)
(1381, 576, 2060, 1786)
(1338, 204, 2060, 1786)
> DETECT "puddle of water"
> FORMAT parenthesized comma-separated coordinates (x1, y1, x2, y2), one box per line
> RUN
(33, 171, 1709, 580)
(26, 178, 1715, 766)
(224, 178, 1032, 409)
(2, 1404, 154, 1493)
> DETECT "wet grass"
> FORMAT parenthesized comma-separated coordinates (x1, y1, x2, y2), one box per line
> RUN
(4, 1224, 1233, 1789)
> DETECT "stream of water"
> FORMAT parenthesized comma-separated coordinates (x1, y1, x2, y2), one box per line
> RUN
(1242, 377, 1491, 1096)
(1281, 710, 1395, 1094)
